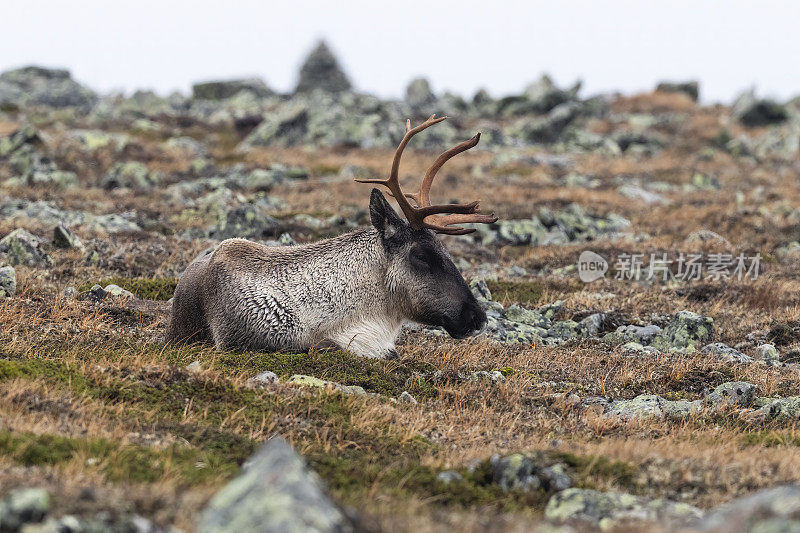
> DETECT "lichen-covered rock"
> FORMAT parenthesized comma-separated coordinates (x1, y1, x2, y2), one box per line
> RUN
(248, 371, 279, 387)
(507, 102, 582, 143)
(548, 320, 581, 341)
(86, 213, 142, 234)
(468, 370, 506, 384)
(398, 391, 417, 404)
(505, 304, 551, 329)
(0, 199, 85, 228)
(473, 204, 629, 247)
(0, 125, 40, 157)
(605, 395, 666, 420)
(198, 437, 354, 533)
(52, 225, 83, 249)
(207, 203, 282, 241)
(544, 488, 703, 529)
(22, 513, 158, 533)
(104, 284, 134, 299)
(651, 311, 713, 353)
(606, 394, 702, 421)
(693, 484, 800, 532)
(192, 78, 273, 100)
(101, 161, 159, 190)
(0, 229, 53, 267)
(578, 313, 603, 337)
(515, 74, 581, 115)
(469, 278, 493, 303)
(755, 343, 780, 365)
(5, 144, 77, 190)
(295, 41, 352, 94)
(0, 487, 51, 530)
(662, 399, 703, 418)
(240, 103, 309, 148)
(656, 80, 700, 101)
(0, 66, 96, 109)
(604, 324, 662, 346)
(541, 464, 572, 492)
(491, 453, 541, 491)
(757, 397, 800, 421)
(436, 470, 463, 484)
(0, 265, 15, 299)
(731, 90, 788, 127)
(81, 284, 109, 302)
(701, 342, 753, 364)
(405, 77, 436, 110)
(30, 169, 78, 189)
(288, 374, 366, 395)
(705, 382, 756, 408)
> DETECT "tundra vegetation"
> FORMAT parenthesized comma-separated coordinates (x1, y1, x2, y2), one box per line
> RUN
(2, 44, 800, 531)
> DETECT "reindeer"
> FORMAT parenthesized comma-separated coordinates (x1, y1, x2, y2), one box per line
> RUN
(167, 115, 497, 358)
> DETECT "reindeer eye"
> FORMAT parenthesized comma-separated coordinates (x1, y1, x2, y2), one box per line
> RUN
(409, 246, 435, 272)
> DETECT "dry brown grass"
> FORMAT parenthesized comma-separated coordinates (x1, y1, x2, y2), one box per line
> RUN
(2, 97, 800, 531)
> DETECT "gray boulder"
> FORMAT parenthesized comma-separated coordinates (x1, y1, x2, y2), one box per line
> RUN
(104, 284, 134, 299)
(651, 311, 714, 353)
(508, 102, 581, 143)
(0, 125, 40, 157)
(86, 213, 142, 234)
(0, 229, 53, 267)
(605, 394, 702, 421)
(101, 161, 159, 190)
(655, 81, 700, 101)
(705, 382, 757, 408)
(701, 343, 753, 364)
(491, 453, 572, 492)
(693, 485, 800, 532)
(605, 395, 666, 421)
(295, 41, 352, 94)
(545, 488, 703, 529)
(731, 90, 788, 127)
(192, 78, 273, 100)
(604, 325, 662, 346)
(0, 198, 88, 228)
(197, 437, 354, 533)
(405, 77, 436, 110)
(241, 103, 310, 148)
(755, 343, 780, 364)
(6, 146, 77, 189)
(52, 225, 83, 249)
(248, 371, 279, 387)
(758, 397, 800, 421)
(0, 488, 50, 530)
(208, 203, 282, 240)
(519, 75, 580, 115)
(0, 265, 15, 299)
(0, 66, 96, 109)
(492, 454, 542, 491)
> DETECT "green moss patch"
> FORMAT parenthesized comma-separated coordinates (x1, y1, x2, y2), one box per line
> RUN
(309, 448, 544, 512)
(486, 280, 582, 306)
(554, 451, 638, 489)
(742, 431, 800, 447)
(0, 430, 242, 485)
(78, 277, 178, 300)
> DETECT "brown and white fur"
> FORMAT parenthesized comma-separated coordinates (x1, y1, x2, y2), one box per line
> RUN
(167, 189, 486, 358)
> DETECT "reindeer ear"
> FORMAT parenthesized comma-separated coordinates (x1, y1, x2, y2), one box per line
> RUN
(369, 188, 406, 240)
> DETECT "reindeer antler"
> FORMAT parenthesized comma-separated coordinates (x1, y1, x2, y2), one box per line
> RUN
(355, 114, 497, 235)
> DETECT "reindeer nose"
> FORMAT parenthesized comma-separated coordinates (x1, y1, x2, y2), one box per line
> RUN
(460, 302, 486, 332)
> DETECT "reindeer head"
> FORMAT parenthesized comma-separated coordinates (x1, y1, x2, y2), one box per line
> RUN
(357, 115, 497, 338)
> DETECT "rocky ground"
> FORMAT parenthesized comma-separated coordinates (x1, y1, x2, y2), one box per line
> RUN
(2, 43, 800, 531)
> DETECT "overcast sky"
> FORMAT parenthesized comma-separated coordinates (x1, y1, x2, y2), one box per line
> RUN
(4, 0, 799, 104)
